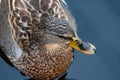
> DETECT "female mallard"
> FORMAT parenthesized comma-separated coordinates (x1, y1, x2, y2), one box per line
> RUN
(0, 0, 95, 79)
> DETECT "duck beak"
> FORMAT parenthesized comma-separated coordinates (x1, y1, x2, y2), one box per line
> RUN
(68, 37, 96, 55)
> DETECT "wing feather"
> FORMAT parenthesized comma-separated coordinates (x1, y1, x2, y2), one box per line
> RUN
(8, 0, 40, 49)
(8, 0, 77, 50)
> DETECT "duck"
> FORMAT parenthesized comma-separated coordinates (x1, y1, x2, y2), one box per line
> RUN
(0, 0, 96, 80)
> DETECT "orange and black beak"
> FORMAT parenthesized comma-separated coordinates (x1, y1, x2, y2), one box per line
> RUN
(68, 37, 96, 55)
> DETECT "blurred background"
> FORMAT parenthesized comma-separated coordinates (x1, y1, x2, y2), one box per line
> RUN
(0, 0, 120, 80)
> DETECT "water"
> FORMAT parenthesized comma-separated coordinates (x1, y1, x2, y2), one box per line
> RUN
(0, 0, 120, 80)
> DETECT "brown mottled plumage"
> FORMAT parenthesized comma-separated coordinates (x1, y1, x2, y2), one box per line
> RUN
(6, 0, 96, 79)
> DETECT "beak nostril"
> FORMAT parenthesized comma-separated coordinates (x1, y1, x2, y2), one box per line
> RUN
(78, 42, 91, 50)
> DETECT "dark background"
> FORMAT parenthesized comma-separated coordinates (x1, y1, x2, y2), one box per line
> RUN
(0, 0, 120, 80)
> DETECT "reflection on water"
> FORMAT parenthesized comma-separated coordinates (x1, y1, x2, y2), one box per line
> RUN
(0, 0, 120, 80)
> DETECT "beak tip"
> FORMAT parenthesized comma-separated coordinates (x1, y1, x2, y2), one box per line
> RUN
(81, 42, 96, 55)
(88, 42, 96, 54)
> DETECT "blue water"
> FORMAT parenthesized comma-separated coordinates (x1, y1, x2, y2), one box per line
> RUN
(0, 0, 120, 80)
